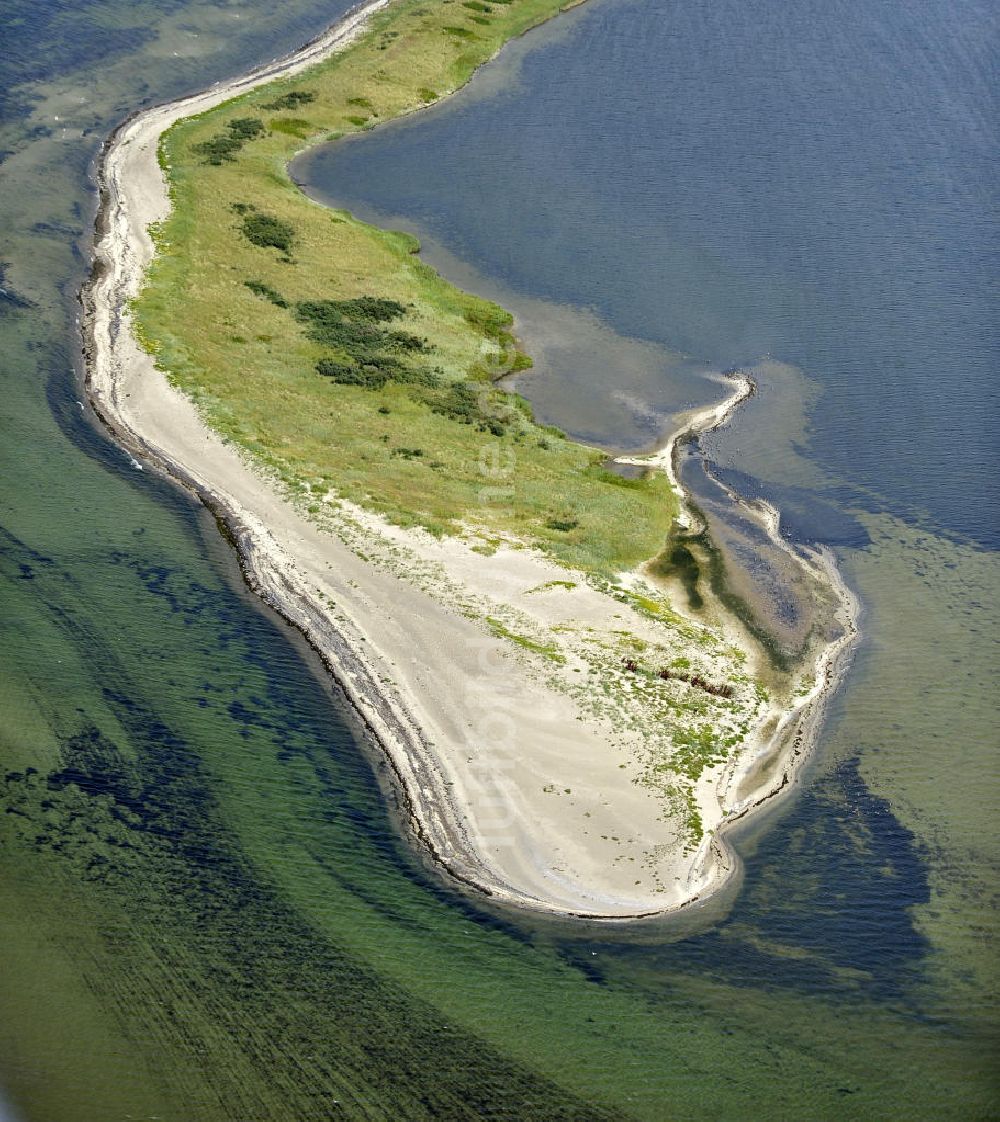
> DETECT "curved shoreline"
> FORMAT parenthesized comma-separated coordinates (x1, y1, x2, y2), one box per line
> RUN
(614, 368, 756, 532)
(81, 0, 858, 922)
(613, 370, 860, 912)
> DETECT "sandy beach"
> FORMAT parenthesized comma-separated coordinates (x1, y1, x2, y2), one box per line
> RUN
(81, 0, 858, 920)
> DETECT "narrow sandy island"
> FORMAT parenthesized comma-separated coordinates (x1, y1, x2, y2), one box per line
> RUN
(82, 0, 857, 920)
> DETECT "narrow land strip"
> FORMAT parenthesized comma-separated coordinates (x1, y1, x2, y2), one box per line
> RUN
(83, 0, 858, 919)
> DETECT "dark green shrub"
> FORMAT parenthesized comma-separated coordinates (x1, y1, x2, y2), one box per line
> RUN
(193, 117, 264, 164)
(428, 381, 480, 424)
(427, 381, 508, 435)
(316, 360, 388, 388)
(193, 135, 244, 164)
(228, 116, 264, 140)
(243, 279, 288, 307)
(362, 354, 408, 376)
(242, 213, 295, 254)
(336, 297, 407, 323)
(262, 90, 316, 110)
(394, 365, 442, 388)
(294, 299, 427, 356)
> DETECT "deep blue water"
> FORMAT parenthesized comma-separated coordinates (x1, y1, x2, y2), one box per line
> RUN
(304, 0, 999, 547)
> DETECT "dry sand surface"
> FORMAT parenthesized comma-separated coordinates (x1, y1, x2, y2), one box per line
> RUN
(83, 0, 857, 919)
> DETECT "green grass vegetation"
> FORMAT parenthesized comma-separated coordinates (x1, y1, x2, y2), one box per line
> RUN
(135, 0, 679, 576)
(526, 579, 578, 593)
(268, 116, 314, 138)
(486, 617, 566, 662)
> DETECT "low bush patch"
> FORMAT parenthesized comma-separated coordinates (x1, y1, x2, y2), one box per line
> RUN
(193, 117, 264, 164)
(244, 279, 288, 307)
(242, 212, 296, 254)
(261, 90, 316, 110)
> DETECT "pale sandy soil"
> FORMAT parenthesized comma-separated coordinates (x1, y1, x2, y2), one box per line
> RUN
(82, 0, 857, 920)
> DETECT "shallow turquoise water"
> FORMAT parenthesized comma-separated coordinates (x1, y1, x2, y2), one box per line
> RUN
(0, 0, 997, 1117)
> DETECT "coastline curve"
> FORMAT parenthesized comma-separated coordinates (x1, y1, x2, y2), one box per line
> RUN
(81, 0, 859, 922)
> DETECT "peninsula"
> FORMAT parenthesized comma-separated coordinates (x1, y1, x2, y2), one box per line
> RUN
(83, 0, 856, 918)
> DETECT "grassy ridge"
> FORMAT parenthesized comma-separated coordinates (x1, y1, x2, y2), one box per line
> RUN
(135, 0, 678, 574)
